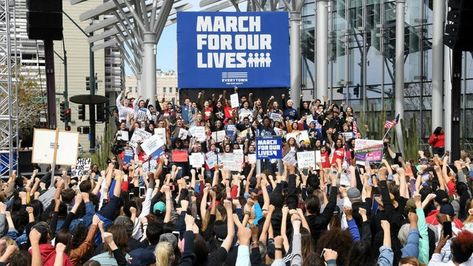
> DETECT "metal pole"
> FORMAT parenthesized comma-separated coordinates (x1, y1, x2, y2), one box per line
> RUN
(431, 0, 444, 131)
(362, 0, 367, 114)
(462, 53, 467, 145)
(5, 0, 13, 175)
(290, 11, 302, 108)
(44, 39, 57, 129)
(444, 46, 452, 156)
(380, 0, 385, 112)
(344, 0, 350, 104)
(89, 42, 96, 151)
(316, 0, 328, 100)
(395, 0, 405, 153)
(451, 49, 462, 161)
(143, 32, 157, 107)
(63, 39, 69, 129)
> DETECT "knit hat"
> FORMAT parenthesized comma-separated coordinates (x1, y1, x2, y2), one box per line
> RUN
(159, 233, 178, 249)
(347, 188, 361, 203)
(153, 201, 166, 214)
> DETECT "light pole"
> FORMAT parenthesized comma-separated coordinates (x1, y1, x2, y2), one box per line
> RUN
(63, 11, 96, 151)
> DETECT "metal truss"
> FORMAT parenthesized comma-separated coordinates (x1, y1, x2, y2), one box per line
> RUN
(0, 0, 18, 177)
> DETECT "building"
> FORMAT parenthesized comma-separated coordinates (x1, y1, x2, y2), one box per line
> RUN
(125, 70, 179, 103)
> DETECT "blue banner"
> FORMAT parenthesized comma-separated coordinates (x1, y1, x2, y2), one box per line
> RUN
(256, 137, 282, 159)
(177, 12, 290, 88)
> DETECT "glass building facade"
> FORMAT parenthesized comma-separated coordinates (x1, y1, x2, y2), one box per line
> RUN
(300, 0, 473, 147)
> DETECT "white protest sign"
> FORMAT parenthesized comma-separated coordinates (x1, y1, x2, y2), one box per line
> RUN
(140, 134, 165, 157)
(71, 158, 91, 178)
(142, 159, 158, 173)
(189, 126, 206, 142)
(206, 151, 218, 169)
(154, 128, 167, 143)
(233, 149, 244, 169)
(270, 112, 283, 122)
(117, 130, 129, 141)
(178, 128, 189, 140)
(315, 150, 322, 163)
(341, 132, 354, 141)
(282, 151, 297, 166)
(306, 115, 315, 126)
(230, 93, 239, 108)
(129, 129, 152, 150)
(221, 153, 241, 171)
(297, 131, 310, 143)
(285, 132, 299, 141)
(32, 129, 79, 166)
(297, 151, 316, 169)
(211, 130, 226, 142)
(189, 153, 205, 168)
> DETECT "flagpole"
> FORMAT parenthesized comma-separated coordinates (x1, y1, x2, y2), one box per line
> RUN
(382, 113, 400, 141)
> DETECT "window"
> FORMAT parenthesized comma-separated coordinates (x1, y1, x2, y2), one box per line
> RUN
(163, 87, 167, 93)
(175, 87, 178, 93)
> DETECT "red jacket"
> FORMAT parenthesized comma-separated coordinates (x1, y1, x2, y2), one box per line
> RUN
(30, 244, 73, 266)
(428, 133, 445, 148)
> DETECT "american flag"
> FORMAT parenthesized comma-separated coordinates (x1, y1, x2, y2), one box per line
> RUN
(384, 114, 400, 129)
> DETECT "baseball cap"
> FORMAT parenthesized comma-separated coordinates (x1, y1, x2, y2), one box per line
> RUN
(153, 201, 166, 214)
(347, 188, 361, 203)
(440, 203, 455, 217)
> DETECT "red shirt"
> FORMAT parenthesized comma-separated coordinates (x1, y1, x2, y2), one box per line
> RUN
(331, 147, 345, 165)
(428, 133, 445, 148)
(426, 209, 464, 229)
(321, 151, 331, 169)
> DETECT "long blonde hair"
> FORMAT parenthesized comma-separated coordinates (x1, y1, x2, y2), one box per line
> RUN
(155, 241, 175, 266)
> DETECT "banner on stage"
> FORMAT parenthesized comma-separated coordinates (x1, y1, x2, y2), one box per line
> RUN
(177, 12, 290, 88)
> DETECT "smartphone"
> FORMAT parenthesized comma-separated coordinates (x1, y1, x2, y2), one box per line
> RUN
(443, 221, 452, 237)
(139, 187, 145, 197)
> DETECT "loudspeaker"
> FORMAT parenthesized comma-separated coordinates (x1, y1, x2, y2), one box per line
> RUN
(445, 0, 473, 51)
(26, 0, 63, 40)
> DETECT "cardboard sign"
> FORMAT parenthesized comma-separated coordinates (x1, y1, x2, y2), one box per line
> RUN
(221, 153, 241, 172)
(178, 128, 189, 140)
(117, 130, 129, 141)
(230, 93, 239, 108)
(141, 134, 165, 158)
(154, 128, 167, 144)
(32, 129, 79, 166)
(297, 131, 310, 143)
(172, 150, 189, 162)
(189, 153, 205, 168)
(270, 112, 283, 122)
(189, 126, 206, 142)
(211, 130, 226, 142)
(297, 151, 316, 169)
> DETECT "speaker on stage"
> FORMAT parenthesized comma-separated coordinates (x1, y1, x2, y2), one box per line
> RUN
(26, 0, 63, 40)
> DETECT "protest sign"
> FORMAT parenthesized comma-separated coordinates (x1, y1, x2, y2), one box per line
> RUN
(189, 153, 205, 168)
(154, 128, 167, 143)
(189, 126, 206, 142)
(256, 137, 282, 159)
(230, 93, 239, 108)
(354, 139, 384, 163)
(341, 132, 354, 141)
(297, 131, 310, 143)
(130, 129, 152, 150)
(117, 130, 129, 141)
(32, 129, 79, 166)
(282, 151, 297, 166)
(71, 158, 91, 178)
(140, 134, 165, 158)
(221, 153, 241, 171)
(205, 151, 218, 168)
(297, 151, 316, 169)
(172, 150, 189, 162)
(177, 12, 290, 88)
(178, 128, 189, 140)
(123, 148, 134, 164)
(270, 112, 283, 122)
(211, 130, 226, 142)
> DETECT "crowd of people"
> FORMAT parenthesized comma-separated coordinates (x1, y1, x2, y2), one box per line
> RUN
(0, 89, 472, 266)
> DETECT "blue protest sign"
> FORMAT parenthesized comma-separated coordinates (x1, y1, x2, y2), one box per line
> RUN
(177, 12, 290, 88)
(256, 137, 282, 159)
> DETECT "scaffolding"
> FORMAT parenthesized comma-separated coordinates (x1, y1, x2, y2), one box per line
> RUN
(0, 0, 18, 177)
